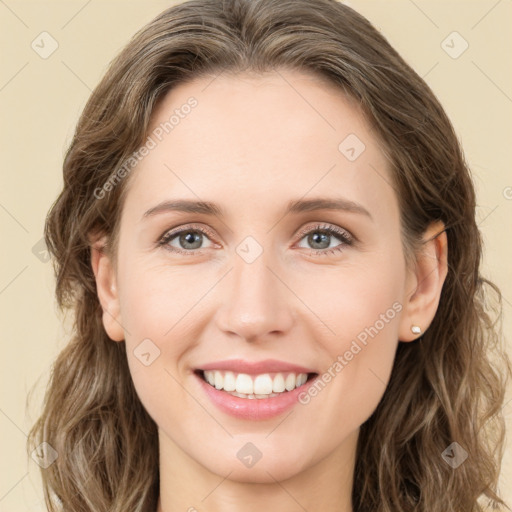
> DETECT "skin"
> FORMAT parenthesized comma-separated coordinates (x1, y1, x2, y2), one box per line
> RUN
(91, 69, 448, 512)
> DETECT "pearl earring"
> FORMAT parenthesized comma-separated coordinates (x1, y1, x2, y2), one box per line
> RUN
(411, 325, 421, 335)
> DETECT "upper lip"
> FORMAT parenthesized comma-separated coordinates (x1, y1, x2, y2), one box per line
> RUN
(197, 359, 317, 375)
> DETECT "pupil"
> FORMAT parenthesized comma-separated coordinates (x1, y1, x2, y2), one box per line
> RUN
(309, 232, 329, 249)
(181, 231, 202, 249)
(178, 230, 331, 251)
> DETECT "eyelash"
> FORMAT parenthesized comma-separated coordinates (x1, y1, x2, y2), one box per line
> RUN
(157, 223, 354, 257)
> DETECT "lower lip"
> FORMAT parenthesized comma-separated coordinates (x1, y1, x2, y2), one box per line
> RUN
(195, 372, 318, 421)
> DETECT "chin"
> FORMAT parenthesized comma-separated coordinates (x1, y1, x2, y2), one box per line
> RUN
(208, 458, 304, 484)
(195, 440, 313, 484)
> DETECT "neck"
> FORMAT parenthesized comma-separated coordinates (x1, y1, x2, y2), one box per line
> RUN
(156, 428, 358, 512)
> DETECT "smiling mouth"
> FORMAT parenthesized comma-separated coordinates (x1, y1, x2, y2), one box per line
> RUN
(195, 369, 318, 399)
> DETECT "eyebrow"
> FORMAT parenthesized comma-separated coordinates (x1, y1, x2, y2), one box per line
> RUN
(142, 197, 372, 221)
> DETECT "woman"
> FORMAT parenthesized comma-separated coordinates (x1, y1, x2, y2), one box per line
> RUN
(27, 0, 511, 510)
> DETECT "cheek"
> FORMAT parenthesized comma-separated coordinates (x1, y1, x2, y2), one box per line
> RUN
(116, 261, 204, 416)
(295, 314, 401, 455)
(118, 256, 206, 346)
(294, 247, 405, 347)
(294, 252, 404, 421)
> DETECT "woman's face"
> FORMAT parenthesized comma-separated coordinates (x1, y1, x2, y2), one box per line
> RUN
(100, 70, 420, 483)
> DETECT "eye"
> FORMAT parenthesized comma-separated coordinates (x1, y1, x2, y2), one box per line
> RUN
(157, 224, 215, 255)
(295, 223, 354, 256)
(157, 222, 354, 257)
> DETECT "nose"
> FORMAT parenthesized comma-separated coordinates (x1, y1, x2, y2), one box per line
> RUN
(214, 247, 294, 343)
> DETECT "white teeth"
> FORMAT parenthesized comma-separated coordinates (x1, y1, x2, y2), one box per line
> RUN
(227, 390, 281, 399)
(272, 373, 285, 393)
(285, 373, 296, 391)
(254, 374, 273, 395)
(235, 373, 253, 394)
(202, 370, 311, 397)
(214, 372, 223, 390)
(223, 371, 236, 391)
(205, 371, 215, 386)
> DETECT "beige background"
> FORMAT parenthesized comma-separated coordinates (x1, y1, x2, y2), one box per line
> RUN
(1, 0, 510, 509)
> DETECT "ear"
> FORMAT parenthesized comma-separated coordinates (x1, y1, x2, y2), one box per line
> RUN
(398, 220, 448, 342)
(90, 233, 125, 342)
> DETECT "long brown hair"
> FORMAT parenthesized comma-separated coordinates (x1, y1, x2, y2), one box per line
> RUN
(27, 0, 511, 510)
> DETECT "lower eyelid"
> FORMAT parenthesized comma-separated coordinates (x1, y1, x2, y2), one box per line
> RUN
(159, 228, 213, 249)
(158, 225, 353, 254)
(296, 237, 350, 255)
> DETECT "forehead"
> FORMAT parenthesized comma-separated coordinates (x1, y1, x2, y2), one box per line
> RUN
(122, 69, 397, 224)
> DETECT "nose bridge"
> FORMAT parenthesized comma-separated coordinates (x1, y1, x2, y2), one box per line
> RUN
(215, 242, 293, 341)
